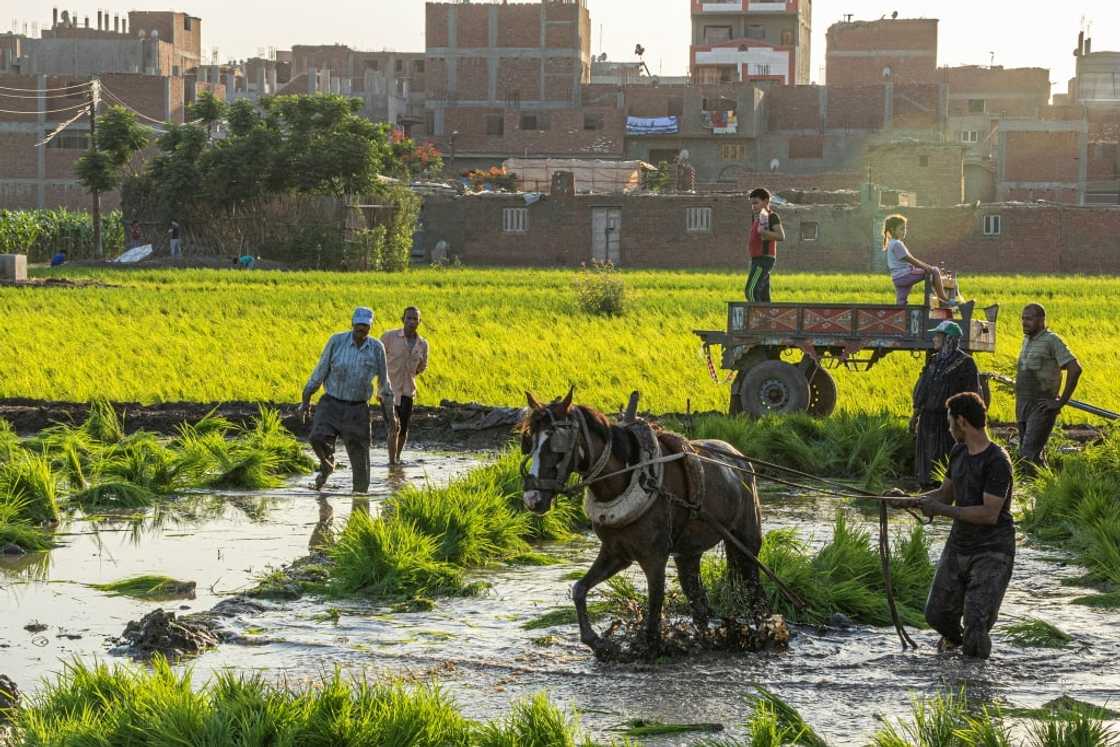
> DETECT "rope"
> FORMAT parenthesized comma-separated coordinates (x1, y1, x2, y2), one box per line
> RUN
(880, 501, 919, 649)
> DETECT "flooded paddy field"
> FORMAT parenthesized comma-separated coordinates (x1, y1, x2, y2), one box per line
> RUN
(3, 450, 1119, 745)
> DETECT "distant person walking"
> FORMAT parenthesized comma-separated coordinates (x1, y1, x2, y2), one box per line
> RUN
(745, 188, 784, 303)
(910, 321, 980, 486)
(883, 215, 956, 306)
(300, 307, 395, 493)
(168, 219, 182, 258)
(1015, 303, 1082, 471)
(381, 307, 429, 466)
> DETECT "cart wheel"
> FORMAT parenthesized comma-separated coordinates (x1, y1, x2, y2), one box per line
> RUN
(805, 366, 838, 417)
(739, 361, 811, 417)
(729, 370, 746, 415)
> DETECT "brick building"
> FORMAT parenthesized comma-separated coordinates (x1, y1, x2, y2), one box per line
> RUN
(424, 0, 608, 167)
(421, 187, 1120, 274)
(689, 0, 812, 86)
(826, 18, 937, 87)
(0, 72, 184, 210)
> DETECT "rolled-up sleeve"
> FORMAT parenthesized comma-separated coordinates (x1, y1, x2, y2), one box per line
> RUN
(303, 337, 334, 401)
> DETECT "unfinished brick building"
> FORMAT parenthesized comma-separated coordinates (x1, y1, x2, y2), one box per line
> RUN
(689, 0, 812, 86)
(825, 18, 937, 87)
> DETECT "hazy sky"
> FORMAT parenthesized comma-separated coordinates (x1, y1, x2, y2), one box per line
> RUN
(12, 1, 1120, 92)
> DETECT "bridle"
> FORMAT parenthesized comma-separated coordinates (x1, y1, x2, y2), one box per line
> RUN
(520, 407, 613, 496)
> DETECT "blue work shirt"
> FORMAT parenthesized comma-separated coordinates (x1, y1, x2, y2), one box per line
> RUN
(50, 253, 66, 267)
(303, 331, 392, 403)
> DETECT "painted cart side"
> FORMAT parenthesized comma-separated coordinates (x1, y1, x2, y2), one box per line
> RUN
(695, 300, 999, 417)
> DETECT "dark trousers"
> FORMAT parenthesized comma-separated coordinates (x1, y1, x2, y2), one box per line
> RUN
(745, 256, 775, 303)
(925, 545, 1013, 659)
(395, 395, 414, 440)
(308, 395, 371, 492)
(1017, 399, 1059, 469)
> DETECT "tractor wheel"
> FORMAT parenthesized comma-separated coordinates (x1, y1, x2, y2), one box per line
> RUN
(739, 361, 811, 417)
(802, 362, 838, 417)
(730, 370, 746, 415)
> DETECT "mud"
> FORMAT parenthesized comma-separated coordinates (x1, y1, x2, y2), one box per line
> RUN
(112, 608, 222, 661)
(0, 277, 112, 289)
(0, 397, 523, 450)
(0, 674, 18, 721)
(65, 255, 291, 271)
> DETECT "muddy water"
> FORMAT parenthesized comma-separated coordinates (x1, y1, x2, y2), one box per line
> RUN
(0, 451, 480, 688)
(4, 465, 1119, 745)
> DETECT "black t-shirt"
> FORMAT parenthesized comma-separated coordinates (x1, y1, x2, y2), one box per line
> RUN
(946, 442, 1015, 555)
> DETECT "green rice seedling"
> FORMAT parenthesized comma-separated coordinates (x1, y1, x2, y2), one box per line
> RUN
(0, 417, 22, 463)
(208, 443, 283, 490)
(614, 719, 724, 738)
(390, 475, 531, 566)
(1007, 696, 1120, 722)
(70, 480, 156, 509)
(954, 706, 1013, 747)
(1070, 591, 1120, 609)
(871, 690, 981, 747)
(90, 574, 196, 600)
(477, 692, 591, 747)
(0, 453, 59, 524)
(235, 407, 315, 476)
(329, 511, 465, 599)
(1026, 712, 1120, 747)
(1003, 618, 1073, 648)
(82, 397, 125, 444)
(746, 687, 828, 747)
(0, 493, 55, 550)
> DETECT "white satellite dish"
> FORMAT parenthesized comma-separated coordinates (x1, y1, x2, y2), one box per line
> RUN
(770, 158, 781, 172)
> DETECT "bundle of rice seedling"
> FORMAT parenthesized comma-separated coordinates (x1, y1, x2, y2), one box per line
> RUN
(0, 453, 59, 524)
(90, 574, 196, 600)
(1003, 618, 1073, 648)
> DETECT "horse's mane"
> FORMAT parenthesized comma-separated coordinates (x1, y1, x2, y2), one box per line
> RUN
(517, 402, 636, 466)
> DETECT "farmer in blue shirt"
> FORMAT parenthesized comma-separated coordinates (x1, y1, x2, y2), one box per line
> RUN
(50, 250, 67, 267)
(300, 307, 395, 493)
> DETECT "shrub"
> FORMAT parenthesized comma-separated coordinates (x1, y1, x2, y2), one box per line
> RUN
(573, 260, 625, 316)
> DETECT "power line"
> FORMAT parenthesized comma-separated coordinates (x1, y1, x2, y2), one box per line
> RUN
(0, 101, 92, 115)
(0, 81, 92, 93)
(0, 88, 94, 100)
(99, 84, 171, 125)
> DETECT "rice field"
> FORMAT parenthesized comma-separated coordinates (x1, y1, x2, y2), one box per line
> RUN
(3, 267, 1119, 424)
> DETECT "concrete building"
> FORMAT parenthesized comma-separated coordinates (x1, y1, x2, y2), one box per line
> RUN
(689, 0, 812, 86)
(826, 18, 937, 87)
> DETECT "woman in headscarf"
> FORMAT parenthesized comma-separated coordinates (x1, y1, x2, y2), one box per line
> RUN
(911, 321, 981, 486)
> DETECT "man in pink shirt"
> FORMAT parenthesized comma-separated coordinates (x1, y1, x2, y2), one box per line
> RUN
(380, 307, 429, 465)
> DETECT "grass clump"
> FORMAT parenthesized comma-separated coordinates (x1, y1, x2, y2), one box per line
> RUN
(326, 449, 584, 604)
(1023, 428, 1120, 592)
(1007, 695, 1120, 722)
(90, 574, 196, 600)
(330, 511, 465, 599)
(0, 494, 55, 551)
(703, 516, 934, 627)
(12, 658, 595, 746)
(573, 260, 625, 316)
(0, 453, 60, 524)
(686, 412, 912, 491)
(1003, 618, 1073, 648)
(1070, 591, 1120, 609)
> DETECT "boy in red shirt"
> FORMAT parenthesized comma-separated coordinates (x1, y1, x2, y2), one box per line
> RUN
(746, 188, 784, 302)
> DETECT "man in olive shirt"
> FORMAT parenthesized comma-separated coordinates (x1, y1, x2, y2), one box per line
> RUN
(1016, 304, 1082, 470)
(912, 392, 1016, 659)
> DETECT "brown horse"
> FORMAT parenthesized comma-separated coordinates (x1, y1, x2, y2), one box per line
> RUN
(520, 389, 764, 656)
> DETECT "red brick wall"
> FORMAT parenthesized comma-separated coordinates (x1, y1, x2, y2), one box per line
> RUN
(892, 83, 940, 129)
(498, 58, 540, 99)
(788, 135, 824, 159)
(826, 86, 885, 130)
(498, 5, 539, 47)
(440, 107, 624, 156)
(734, 172, 863, 192)
(456, 5, 491, 47)
(427, 5, 450, 48)
(0, 133, 39, 178)
(1004, 131, 1080, 182)
(544, 57, 576, 101)
(826, 19, 937, 87)
(766, 85, 821, 130)
(456, 57, 490, 100)
(1088, 143, 1118, 181)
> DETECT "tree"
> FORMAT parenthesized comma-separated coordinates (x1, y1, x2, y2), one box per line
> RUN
(95, 106, 149, 172)
(188, 91, 226, 138)
(75, 149, 120, 193)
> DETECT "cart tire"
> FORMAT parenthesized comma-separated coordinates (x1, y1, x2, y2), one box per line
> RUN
(805, 366, 838, 417)
(729, 370, 746, 415)
(739, 361, 811, 417)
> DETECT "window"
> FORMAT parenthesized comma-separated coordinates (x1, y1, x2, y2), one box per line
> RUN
(520, 113, 549, 130)
(47, 131, 90, 149)
(919, 155, 929, 167)
(749, 63, 771, 77)
(960, 130, 979, 144)
(395, 59, 404, 73)
(368, 60, 380, 71)
(584, 112, 604, 130)
(746, 25, 766, 40)
(506, 89, 521, 108)
(184, 16, 192, 30)
(720, 143, 746, 160)
(667, 97, 683, 116)
(503, 208, 528, 233)
(983, 214, 1001, 236)
(703, 25, 732, 43)
(800, 221, 819, 241)
(686, 207, 712, 233)
(781, 30, 794, 46)
(485, 114, 504, 136)
(414, 60, 425, 73)
(968, 98, 985, 113)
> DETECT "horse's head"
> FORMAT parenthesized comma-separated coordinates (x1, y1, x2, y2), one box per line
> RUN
(519, 387, 580, 515)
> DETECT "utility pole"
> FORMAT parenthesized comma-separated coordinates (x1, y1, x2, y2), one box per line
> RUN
(88, 77, 102, 257)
